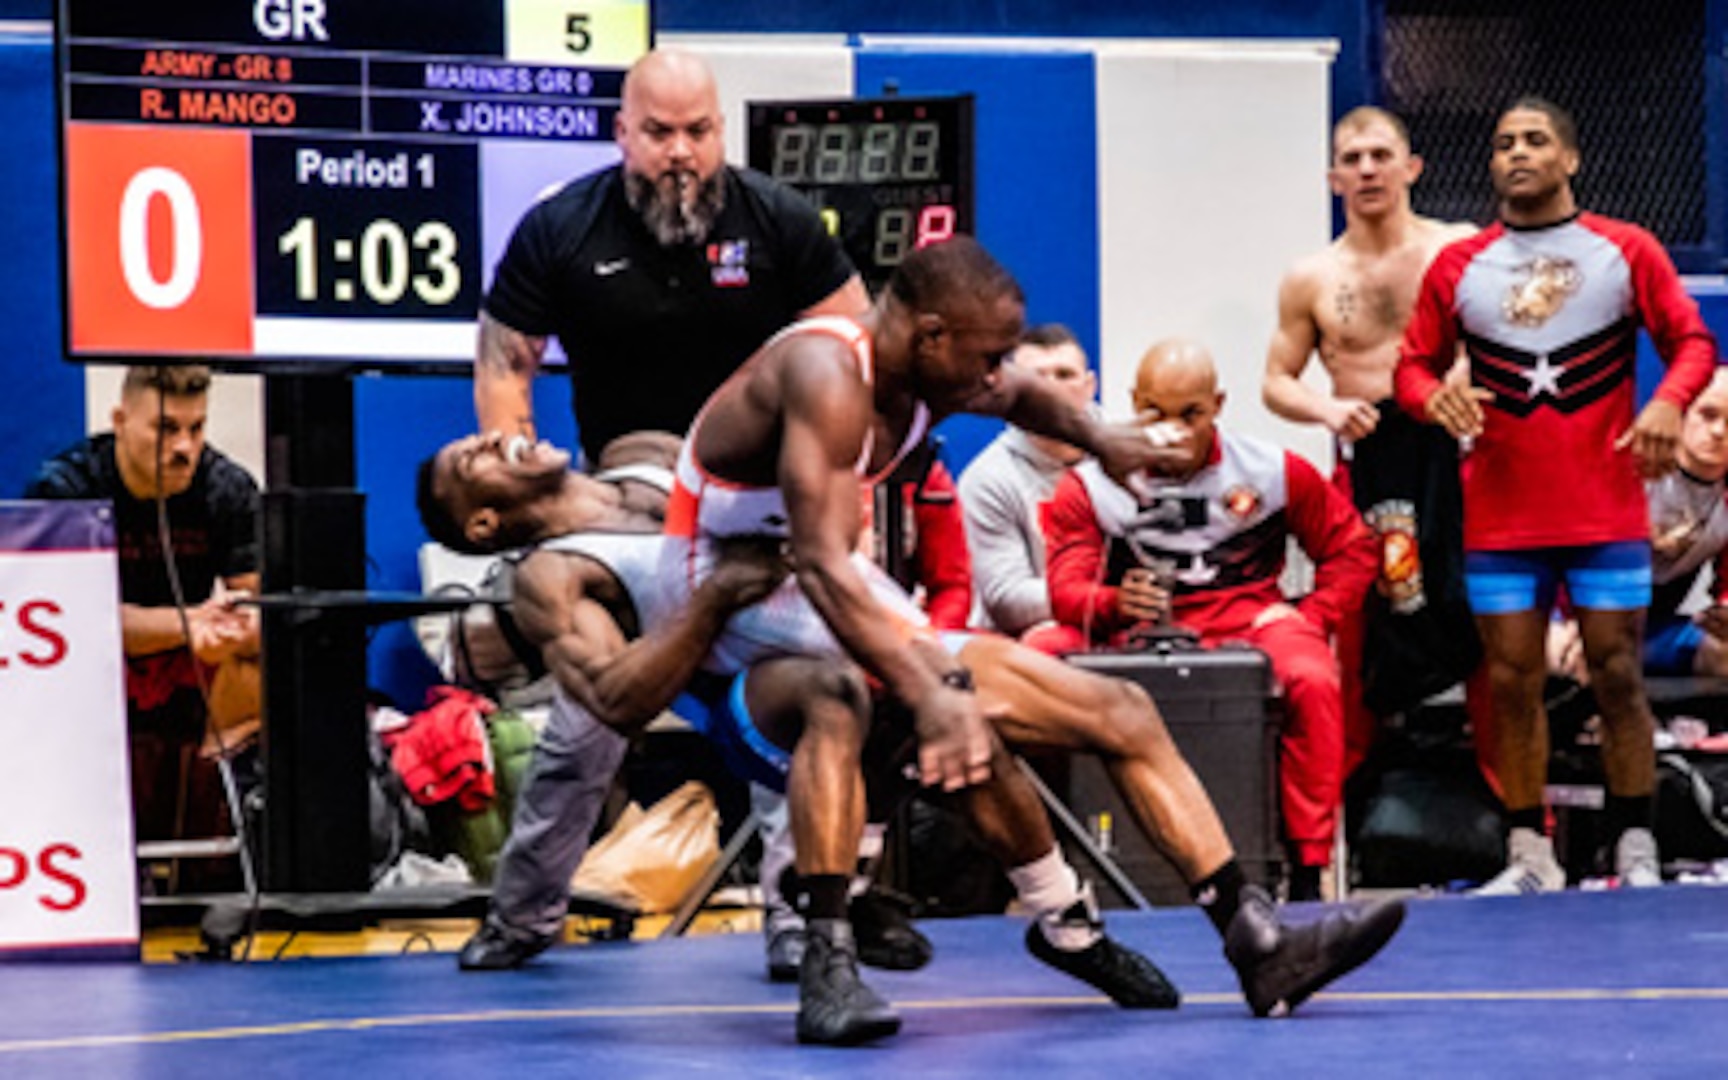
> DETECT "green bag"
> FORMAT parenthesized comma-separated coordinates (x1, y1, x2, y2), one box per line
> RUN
(436, 708, 537, 883)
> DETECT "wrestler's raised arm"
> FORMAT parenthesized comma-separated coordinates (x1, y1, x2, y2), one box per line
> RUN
(974, 361, 1194, 486)
(777, 342, 995, 792)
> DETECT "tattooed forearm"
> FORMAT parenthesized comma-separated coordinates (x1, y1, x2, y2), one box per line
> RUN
(477, 311, 546, 376)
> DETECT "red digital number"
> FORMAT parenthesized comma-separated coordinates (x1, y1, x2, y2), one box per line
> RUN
(914, 204, 956, 250)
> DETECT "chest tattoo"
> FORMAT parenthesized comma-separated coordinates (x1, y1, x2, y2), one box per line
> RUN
(1333, 283, 1357, 325)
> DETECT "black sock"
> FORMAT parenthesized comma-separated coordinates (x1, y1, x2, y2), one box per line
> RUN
(1507, 806, 1545, 833)
(1192, 860, 1248, 936)
(1605, 794, 1653, 844)
(790, 873, 850, 921)
(1287, 864, 1322, 903)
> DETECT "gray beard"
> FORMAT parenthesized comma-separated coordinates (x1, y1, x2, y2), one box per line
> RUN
(624, 169, 725, 247)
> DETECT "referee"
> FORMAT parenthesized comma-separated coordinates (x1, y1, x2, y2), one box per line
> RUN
(473, 46, 868, 461)
(461, 47, 876, 975)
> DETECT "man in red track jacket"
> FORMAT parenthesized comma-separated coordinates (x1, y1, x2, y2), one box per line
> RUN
(1043, 339, 1377, 900)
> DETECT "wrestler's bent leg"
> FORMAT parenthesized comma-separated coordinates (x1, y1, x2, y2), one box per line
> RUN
(951, 721, 1181, 1008)
(958, 634, 1406, 1017)
(745, 656, 900, 1045)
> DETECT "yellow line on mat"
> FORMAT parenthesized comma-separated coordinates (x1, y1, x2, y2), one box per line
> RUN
(4, 987, 1728, 1054)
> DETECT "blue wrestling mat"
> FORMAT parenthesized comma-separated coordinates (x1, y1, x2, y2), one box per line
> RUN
(2, 888, 1726, 1077)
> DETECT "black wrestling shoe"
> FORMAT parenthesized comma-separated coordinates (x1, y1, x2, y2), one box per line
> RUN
(850, 887, 934, 972)
(797, 920, 902, 1046)
(1025, 893, 1181, 1009)
(1224, 885, 1406, 1017)
(765, 925, 806, 984)
(456, 918, 556, 972)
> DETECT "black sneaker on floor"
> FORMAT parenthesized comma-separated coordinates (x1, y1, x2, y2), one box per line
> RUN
(1224, 885, 1405, 1017)
(1024, 895, 1181, 1009)
(850, 887, 934, 972)
(457, 919, 556, 972)
(797, 920, 902, 1046)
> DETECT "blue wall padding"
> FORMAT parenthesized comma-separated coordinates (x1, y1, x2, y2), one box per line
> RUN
(0, 37, 83, 498)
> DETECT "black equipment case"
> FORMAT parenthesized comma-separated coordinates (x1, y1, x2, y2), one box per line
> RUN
(1056, 645, 1282, 905)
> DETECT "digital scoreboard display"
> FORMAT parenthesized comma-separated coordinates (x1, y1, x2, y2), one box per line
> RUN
(746, 95, 974, 294)
(56, 0, 652, 371)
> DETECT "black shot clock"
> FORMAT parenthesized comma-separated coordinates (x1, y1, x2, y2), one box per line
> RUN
(747, 95, 974, 294)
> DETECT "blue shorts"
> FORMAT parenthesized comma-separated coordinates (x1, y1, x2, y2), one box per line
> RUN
(672, 678, 791, 794)
(673, 632, 976, 795)
(1643, 617, 1704, 675)
(667, 632, 981, 791)
(1465, 541, 1652, 615)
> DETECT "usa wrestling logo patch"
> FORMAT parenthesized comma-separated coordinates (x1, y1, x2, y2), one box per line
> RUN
(708, 240, 750, 287)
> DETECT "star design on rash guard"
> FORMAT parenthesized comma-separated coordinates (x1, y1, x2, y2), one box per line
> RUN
(1524, 353, 1562, 398)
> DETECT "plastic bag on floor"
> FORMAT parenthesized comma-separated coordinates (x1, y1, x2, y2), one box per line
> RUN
(372, 851, 473, 890)
(570, 781, 719, 914)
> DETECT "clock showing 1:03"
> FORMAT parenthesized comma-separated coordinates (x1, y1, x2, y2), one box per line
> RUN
(251, 136, 481, 318)
(747, 95, 974, 293)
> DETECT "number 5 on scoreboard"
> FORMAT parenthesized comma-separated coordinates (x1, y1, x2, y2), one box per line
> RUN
(65, 124, 253, 355)
(503, 0, 649, 66)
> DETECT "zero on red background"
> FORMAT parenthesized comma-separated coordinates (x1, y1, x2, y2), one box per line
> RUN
(65, 124, 254, 355)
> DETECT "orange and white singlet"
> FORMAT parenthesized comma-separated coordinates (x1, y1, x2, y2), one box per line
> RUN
(662, 315, 935, 674)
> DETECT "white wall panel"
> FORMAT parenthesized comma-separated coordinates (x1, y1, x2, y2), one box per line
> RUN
(1095, 43, 1334, 469)
(662, 34, 854, 162)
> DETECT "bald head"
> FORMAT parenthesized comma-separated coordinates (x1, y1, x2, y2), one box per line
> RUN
(621, 48, 719, 117)
(616, 48, 726, 245)
(1135, 338, 1218, 399)
(1131, 339, 1223, 478)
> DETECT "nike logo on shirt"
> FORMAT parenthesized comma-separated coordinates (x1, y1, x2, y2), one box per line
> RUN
(594, 258, 630, 277)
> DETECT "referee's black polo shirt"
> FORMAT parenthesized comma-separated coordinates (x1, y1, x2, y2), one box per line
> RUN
(484, 164, 856, 463)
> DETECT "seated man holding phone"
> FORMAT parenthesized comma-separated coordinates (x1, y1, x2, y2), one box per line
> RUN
(1042, 339, 1379, 900)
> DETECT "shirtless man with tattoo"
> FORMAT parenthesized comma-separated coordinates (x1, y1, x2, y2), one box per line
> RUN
(1264, 106, 1475, 447)
(1262, 106, 1485, 786)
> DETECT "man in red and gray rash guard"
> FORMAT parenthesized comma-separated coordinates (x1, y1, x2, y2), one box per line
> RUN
(1042, 339, 1377, 901)
(1393, 97, 1718, 895)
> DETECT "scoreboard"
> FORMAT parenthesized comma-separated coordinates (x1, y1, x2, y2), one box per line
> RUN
(57, 0, 652, 371)
(747, 95, 973, 294)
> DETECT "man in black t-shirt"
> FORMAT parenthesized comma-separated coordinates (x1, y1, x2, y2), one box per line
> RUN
(27, 366, 261, 876)
(473, 46, 868, 463)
